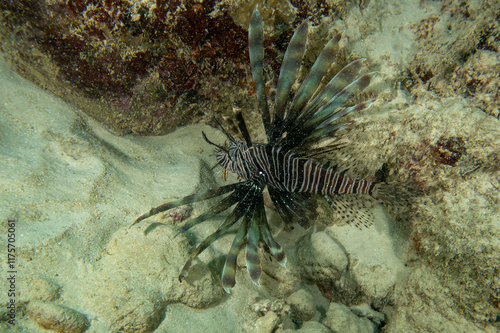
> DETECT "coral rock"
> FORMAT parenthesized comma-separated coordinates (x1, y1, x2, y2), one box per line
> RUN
(27, 300, 89, 333)
(322, 302, 375, 333)
(296, 232, 348, 283)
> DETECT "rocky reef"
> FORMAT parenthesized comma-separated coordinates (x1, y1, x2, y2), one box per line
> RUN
(0, 0, 339, 135)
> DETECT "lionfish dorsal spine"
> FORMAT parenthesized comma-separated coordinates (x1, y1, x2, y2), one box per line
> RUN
(274, 20, 309, 127)
(304, 72, 376, 129)
(287, 32, 342, 121)
(300, 58, 366, 120)
(248, 8, 270, 140)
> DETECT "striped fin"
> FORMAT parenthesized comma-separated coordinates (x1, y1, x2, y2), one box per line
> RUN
(131, 183, 240, 227)
(279, 59, 369, 149)
(287, 33, 341, 121)
(268, 188, 317, 229)
(304, 100, 375, 143)
(303, 58, 366, 117)
(178, 187, 258, 282)
(233, 107, 252, 146)
(258, 203, 286, 267)
(221, 115, 240, 140)
(177, 190, 242, 234)
(221, 217, 248, 293)
(304, 72, 375, 129)
(245, 205, 262, 287)
(249, 7, 270, 139)
(274, 20, 308, 125)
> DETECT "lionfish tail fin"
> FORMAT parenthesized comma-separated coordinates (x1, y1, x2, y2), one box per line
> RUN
(371, 180, 419, 207)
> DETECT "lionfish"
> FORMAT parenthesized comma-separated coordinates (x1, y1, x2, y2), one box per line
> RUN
(132, 8, 398, 293)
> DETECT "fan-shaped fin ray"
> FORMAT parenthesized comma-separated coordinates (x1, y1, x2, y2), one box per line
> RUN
(301, 58, 366, 119)
(274, 20, 309, 126)
(304, 73, 375, 129)
(177, 191, 241, 235)
(299, 141, 346, 158)
(269, 188, 302, 223)
(287, 33, 341, 121)
(269, 188, 317, 229)
(258, 204, 286, 266)
(249, 7, 270, 140)
(178, 187, 259, 282)
(131, 183, 240, 227)
(221, 218, 248, 293)
(304, 100, 375, 143)
(245, 205, 262, 286)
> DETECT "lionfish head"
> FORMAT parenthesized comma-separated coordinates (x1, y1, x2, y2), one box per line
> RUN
(216, 141, 251, 179)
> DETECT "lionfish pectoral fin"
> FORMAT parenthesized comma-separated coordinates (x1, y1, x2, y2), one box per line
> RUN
(221, 220, 248, 293)
(176, 189, 243, 236)
(131, 183, 239, 227)
(269, 188, 318, 229)
(178, 192, 252, 283)
(257, 203, 286, 266)
(245, 205, 262, 287)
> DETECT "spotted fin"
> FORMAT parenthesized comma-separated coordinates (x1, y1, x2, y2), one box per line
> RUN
(326, 195, 374, 228)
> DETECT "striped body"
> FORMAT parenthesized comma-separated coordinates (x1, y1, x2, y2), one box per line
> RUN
(217, 142, 376, 197)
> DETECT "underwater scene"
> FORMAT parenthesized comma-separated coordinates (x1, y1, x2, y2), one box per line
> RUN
(0, 0, 499, 332)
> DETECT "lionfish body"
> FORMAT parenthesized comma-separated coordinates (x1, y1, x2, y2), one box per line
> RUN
(133, 8, 393, 293)
(217, 143, 377, 197)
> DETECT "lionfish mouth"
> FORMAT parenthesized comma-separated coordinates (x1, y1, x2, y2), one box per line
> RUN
(132, 6, 405, 293)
